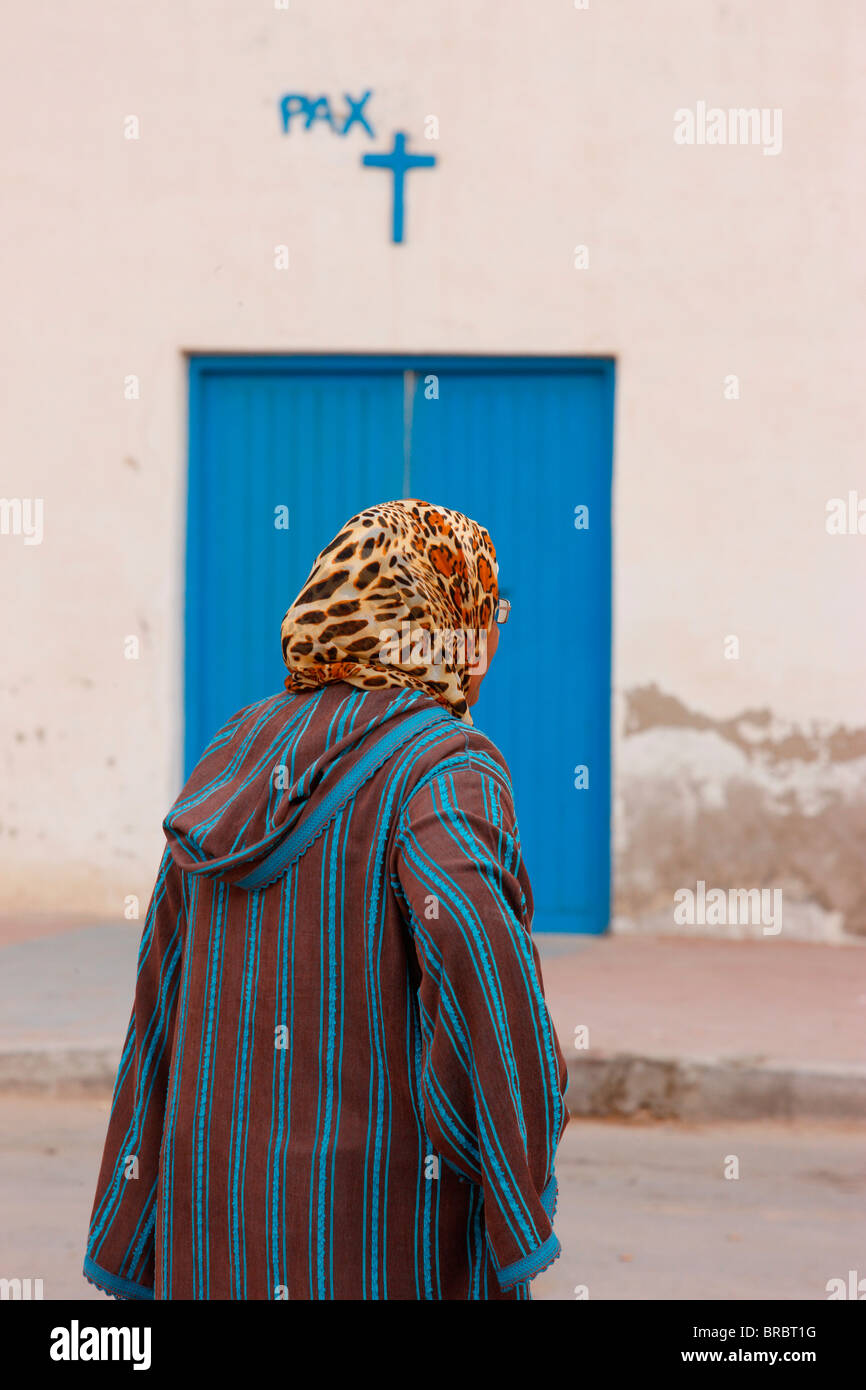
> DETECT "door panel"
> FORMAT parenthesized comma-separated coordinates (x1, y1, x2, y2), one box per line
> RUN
(185, 363, 404, 770)
(407, 365, 613, 934)
(186, 356, 613, 932)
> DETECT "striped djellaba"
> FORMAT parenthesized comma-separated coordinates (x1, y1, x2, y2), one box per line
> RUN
(84, 683, 569, 1300)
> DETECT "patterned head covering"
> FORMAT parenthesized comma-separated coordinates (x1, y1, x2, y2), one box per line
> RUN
(280, 499, 499, 723)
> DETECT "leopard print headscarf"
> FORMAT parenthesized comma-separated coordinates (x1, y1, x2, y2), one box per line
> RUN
(280, 500, 499, 723)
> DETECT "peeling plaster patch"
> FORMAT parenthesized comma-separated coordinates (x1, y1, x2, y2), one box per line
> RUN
(618, 685, 866, 936)
(625, 684, 866, 767)
(624, 725, 866, 819)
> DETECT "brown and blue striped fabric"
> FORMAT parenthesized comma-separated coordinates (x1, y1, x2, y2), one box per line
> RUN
(84, 683, 569, 1300)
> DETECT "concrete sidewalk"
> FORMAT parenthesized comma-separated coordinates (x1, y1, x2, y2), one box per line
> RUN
(0, 922, 863, 1119)
(539, 933, 866, 1121)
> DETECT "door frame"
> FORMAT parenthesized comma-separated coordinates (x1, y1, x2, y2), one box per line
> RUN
(186, 353, 616, 929)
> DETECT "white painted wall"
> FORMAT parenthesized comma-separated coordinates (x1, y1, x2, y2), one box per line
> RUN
(1, 0, 863, 916)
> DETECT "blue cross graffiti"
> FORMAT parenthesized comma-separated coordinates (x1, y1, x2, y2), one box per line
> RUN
(362, 131, 436, 244)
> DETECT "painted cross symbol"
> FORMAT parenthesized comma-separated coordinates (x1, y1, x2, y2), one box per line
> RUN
(362, 131, 436, 244)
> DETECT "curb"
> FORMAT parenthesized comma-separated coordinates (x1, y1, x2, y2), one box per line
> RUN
(1, 1044, 864, 1120)
(0, 1046, 122, 1096)
(567, 1053, 866, 1122)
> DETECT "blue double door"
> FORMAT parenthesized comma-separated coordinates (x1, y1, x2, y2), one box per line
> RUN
(186, 356, 614, 933)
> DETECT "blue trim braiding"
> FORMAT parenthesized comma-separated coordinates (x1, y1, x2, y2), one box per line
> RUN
(83, 1255, 154, 1301)
(540, 1172, 558, 1220)
(495, 1230, 562, 1291)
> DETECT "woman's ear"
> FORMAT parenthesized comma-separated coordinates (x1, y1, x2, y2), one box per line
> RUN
(465, 621, 499, 706)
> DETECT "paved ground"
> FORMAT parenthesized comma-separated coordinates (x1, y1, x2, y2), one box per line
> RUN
(538, 932, 866, 1066)
(3, 924, 863, 1062)
(1, 926, 865, 1119)
(534, 1116, 866, 1301)
(1, 1097, 862, 1301)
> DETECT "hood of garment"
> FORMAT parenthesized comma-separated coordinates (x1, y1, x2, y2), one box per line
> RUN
(164, 682, 451, 883)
